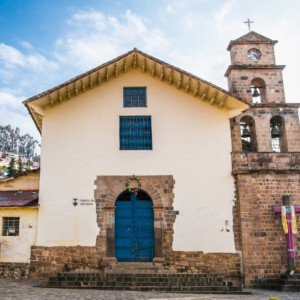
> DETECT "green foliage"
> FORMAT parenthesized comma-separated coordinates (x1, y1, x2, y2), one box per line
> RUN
(0, 125, 40, 160)
(17, 156, 23, 173)
(7, 157, 17, 178)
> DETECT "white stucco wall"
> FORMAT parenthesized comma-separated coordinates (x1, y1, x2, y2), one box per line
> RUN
(0, 208, 38, 263)
(37, 70, 236, 253)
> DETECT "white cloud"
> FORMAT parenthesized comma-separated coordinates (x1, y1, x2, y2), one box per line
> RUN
(54, 9, 169, 70)
(0, 43, 58, 72)
(19, 41, 33, 49)
(0, 91, 24, 111)
(0, 44, 25, 67)
(0, 90, 40, 141)
(67, 10, 107, 31)
(165, 0, 196, 14)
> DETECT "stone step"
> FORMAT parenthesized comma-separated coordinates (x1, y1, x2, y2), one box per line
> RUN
(49, 277, 235, 285)
(55, 272, 229, 278)
(48, 279, 235, 286)
(46, 285, 243, 292)
(46, 272, 242, 293)
(279, 274, 300, 291)
(105, 262, 167, 274)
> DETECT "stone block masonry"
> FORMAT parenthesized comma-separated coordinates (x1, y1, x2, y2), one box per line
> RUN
(30, 246, 102, 278)
(29, 246, 241, 279)
(169, 252, 241, 277)
(235, 173, 300, 287)
(230, 106, 300, 153)
(0, 262, 30, 279)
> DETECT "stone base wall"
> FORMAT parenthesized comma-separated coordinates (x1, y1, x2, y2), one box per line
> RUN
(236, 172, 300, 287)
(167, 252, 241, 277)
(29, 246, 241, 279)
(0, 263, 30, 279)
(30, 246, 103, 278)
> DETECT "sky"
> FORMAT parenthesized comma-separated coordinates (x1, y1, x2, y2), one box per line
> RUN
(0, 0, 299, 141)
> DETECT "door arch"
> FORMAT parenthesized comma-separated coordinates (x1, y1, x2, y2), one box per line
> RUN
(115, 190, 154, 262)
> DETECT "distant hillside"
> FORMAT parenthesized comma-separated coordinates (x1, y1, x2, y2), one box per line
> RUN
(0, 125, 40, 161)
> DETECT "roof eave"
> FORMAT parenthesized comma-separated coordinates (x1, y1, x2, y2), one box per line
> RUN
(24, 48, 249, 131)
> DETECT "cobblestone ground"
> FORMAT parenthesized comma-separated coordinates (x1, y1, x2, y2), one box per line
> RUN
(0, 279, 300, 300)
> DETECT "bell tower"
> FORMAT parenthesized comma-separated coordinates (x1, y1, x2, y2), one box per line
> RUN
(227, 30, 300, 289)
(225, 31, 285, 104)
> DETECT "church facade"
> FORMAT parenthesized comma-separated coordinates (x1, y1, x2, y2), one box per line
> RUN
(1, 31, 299, 288)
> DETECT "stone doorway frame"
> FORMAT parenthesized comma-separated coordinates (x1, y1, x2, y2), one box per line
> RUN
(94, 175, 177, 264)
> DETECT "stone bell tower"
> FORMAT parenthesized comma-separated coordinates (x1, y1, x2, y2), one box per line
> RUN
(225, 31, 285, 104)
(225, 31, 300, 289)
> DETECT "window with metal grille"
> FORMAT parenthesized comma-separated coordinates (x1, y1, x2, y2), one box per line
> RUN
(120, 116, 152, 150)
(123, 87, 146, 107)
(2, 217, 19, 236)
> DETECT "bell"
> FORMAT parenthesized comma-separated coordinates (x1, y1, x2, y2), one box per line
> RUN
(252, 87, 260, 97)
(241, 126, 251, 138)
(271, 125, 280, 138)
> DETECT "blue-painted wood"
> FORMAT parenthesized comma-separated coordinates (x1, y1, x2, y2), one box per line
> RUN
(123, 87, 147, 107)
(119, 116, 152, 150)
(115, 191, 154, 262)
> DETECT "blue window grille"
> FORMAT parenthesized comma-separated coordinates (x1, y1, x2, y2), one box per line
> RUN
(2, 217, 20, 236)
(124, 87, 146, 107)
(120, 116, 152, 150)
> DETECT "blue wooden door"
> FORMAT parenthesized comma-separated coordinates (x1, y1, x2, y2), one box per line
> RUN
(115, 191, 154, 262)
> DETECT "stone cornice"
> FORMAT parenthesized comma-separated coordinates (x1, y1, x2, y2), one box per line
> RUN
(225, 65, 285, 77)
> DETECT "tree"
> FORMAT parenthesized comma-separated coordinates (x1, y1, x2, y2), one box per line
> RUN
(7, 157, 17, 178)
(0, 125, 40, 161)
(17, 156, 23, 174)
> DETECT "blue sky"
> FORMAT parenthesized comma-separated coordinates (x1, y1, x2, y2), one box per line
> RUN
(0, 0, 299, 140)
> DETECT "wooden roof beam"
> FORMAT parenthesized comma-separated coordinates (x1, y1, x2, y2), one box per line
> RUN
(133, 53, 137, 69)
(81, 79, 86, 92)
(89, 75, 93, 89)
(218, 94, 227, 108)
(168, 69, 173, 85)
(209, 91, 218, 105)
(142, 57, 146, 73)
(49, 94, 53, 107)
(152, 62, 155, 77)
(160, 65, 165, 81)
(66, 86, 71, 99)
(201, 85, 209, 101)
(74, 82, 78, 96)
(106, 68, 109, 81)
(97, 71, 101, 85)
(114, 63, 118, 77)
(58, 90, 62, 103)
(193, 81, 200, 96)
(124, 59, 127, 73)
(31, 104, 45, 117)
(185, 77, 191, 93)
(177, 73, 182, 89)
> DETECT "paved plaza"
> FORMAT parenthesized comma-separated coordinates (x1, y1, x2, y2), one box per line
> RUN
(0, 279, 300, 300)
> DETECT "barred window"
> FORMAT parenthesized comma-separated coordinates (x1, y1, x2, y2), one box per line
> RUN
(124, 87, 146, 107)
(2, 217, 19, 236)
(120, 116, 152, 150)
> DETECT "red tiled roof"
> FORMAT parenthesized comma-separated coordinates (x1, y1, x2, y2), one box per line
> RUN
(0, 191, 39, 207)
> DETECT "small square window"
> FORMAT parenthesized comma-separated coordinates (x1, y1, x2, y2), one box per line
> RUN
(120, 116, 152, 150)
(123, 87, 146, 107)
(2, 217, 19, 236)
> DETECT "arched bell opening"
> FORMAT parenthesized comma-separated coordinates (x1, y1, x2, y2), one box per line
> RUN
(270, 116, 287, 152)
(240, 116, 258, 152)
(251, 78, 266, 104)
(114, 190, 154, 262)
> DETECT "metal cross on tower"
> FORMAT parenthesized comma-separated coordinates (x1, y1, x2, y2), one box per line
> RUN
(244, 18, 254, 31)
